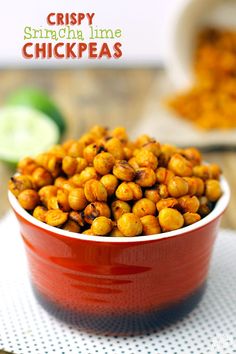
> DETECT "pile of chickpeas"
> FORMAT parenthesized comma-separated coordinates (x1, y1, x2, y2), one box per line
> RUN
(9, 126, 223, 237)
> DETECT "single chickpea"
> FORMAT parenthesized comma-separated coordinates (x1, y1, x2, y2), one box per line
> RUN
(156, 198, 178, 212)
(45, 210, 68, 227)
(158, 208, 184, 232)
(57, 189, 70, 211)
(105, 138, 125, 160)
(62, 139, 76, 153)
(157, 184, 169, 198)
(54, 177, 66, 188)
(38, 185, 58, 206)
(61, 180, 76, 193)
(205, 179, 222, 202)
(142, 141, 161, 157)
(113, 160, 135, 181)
(167, 176, 189, 198)
(33, 206, 48, 222)
(84, 179, 108, 202)
(135, 134, 153, 147)
(72, 167, 98, 187)
(84, 202, 111, 224)
(178, 195, 200, 213)
(111, 200, 131, 220)
(156, 167, 175, 185)
(123, 147, 133, 160)
(117, 213, 143, 236)
(195, 177, 205, 196)
(100, 174, 118, 196)
(193, 165, 210, 180)
(69, 211, 85, 227)
(115, 182, 142, 201)
(82, 228, 94, 235)
(128, 157, 139, 171)
(111, 227, 124, 237)
(67, 141, 84, 158)
(135, 149, 158, 169)
(68, 188, 88, 210)
(140, 215, 161, 235)
(168, 154, 193, 177)
(135, 167, 156, 187)
(9, 175, 34, 197)
(183, 177, 198, 196)
(76, 157, 88, 173)
(32, 167, 53, 189)
(158, 144, 177, 167)
(144, 188, 161, 203)
(47, 196, 59, 210)
(90, 125, 108, 139)
(93, 152, 115, 175)
(79, 133, 96, 146)
(132, 198, 156, 218)
(91, 216, 113, 235)
(62, 156, 78, 176)
(18, 189, 40, 210)
(111, 127, 128, 142)
(48, 145, 66, 159)
(83, 143, 103, 164)
(62, 220, 81, 233)
(17, 157, 38, 175)
(183, 147, 202, 166)
(183, 212, 201, 226)
(208, 164, 222, 180)
(35, 153, 61, 177)
(198, 196, 213, 217)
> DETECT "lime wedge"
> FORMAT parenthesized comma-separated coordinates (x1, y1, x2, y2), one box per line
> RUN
(7, 88, 66, 136)
(0, 106, 60, 164)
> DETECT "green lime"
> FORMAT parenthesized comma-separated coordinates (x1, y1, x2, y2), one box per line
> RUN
(0, 106, 60, 164)
(7, 88, 66, 136)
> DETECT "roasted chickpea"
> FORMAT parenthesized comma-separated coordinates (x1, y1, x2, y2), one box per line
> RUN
(111, 227, 124, 237)
(33, 206, 47, 222)
(91, 216, 113, 236)
(62, 156, 78, 176)
(156, 167, 175, 185)
(84, 202, 111, 224)
(205, 179, 222, 202)
(111, 200, 131, 220)
(32, 167, 53, 189)
(158, 208, 184, 232)
(69, 211, 85, 227)
(178, 195, 200, 213)
(68, 188, 88, 211)
(135, 167, 156, 187)
(84, 179, 107, 202)
(93, 152, 115, 175)
(167, 176, 189, 198)
(135, 134, 153, 147)
(117, 213, 143, 236)
(208, 164, 221, 180)
(183, 212, 201, 226)
(198, 196, 213, 217)
(123, 147, 133, 160)
(156, 198, 178, 212)
(67, 141, 84, 158)
(135, 149, 158, 169)
(142, 141, 161, 157)
(183, 147, 202, 166)
(62, 139, 76, 153)
(100, 174, 118, 196)
(90, 125, 108, 139)
(140, 215, 161, 235)
(105, 137, 125, 160)
(48, 145, 66, 159)
(45, 210, 68, 226)
(17, 157, 38, 175)
(35, 153, 61, 177)
(157, 184, 169, 198)
(79, 133, 96, 146)
(133, 198, 156, 218)
(76, 157, 88, 173)
(115, 182, 142, 201)
(82, 228, 94, 235)
(9, 175, 34, 197)
(158, 144, 177, 167)
(83, 143, 102, 164)
(128, 157, 139, 171)
(61, 180, 75, 193)
(193, 165, 210, 180)
(54, 176, 66, 188)
(18, 189, 40, 210)
(38, 185, 58, 206)
(62, 220, 81, 233)
(57, 189, 70, 211)
(113, 160, 135, 181)
(144, 188, 161, 203)
(111, 126, 128, 142)
(168, 154, 193, 177)
(47, 196, 59, 210)
(72, 167, 98, 187)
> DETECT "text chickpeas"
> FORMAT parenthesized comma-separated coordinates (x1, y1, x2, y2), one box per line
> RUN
(9, 126, 223, 236)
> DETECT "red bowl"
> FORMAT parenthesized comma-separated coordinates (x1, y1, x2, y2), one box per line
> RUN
(8, 177, 230, 335)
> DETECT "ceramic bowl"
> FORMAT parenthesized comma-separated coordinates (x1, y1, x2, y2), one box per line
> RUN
(8, 177, 230, 335)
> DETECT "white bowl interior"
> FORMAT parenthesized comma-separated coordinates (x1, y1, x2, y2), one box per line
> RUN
(8, 176, 230, 243)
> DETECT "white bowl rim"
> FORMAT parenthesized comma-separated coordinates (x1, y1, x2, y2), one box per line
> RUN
(8, 176, 230, 243)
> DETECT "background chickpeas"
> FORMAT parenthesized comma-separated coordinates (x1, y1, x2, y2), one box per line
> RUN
(10, 126, 223, 236)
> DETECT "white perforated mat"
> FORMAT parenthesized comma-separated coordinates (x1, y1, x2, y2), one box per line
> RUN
(0, 212, 236, 354)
